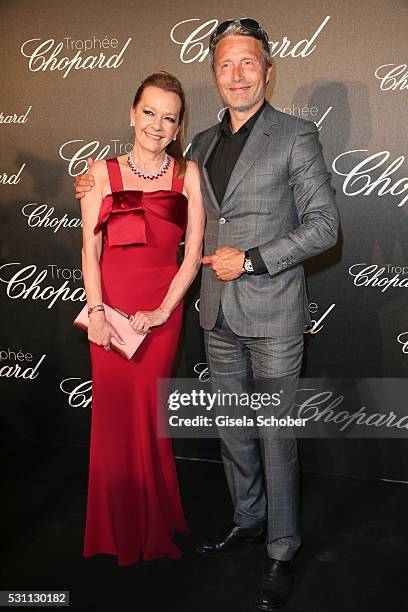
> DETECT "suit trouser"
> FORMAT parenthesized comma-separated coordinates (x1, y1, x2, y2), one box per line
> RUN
(204, 308, 303, 561)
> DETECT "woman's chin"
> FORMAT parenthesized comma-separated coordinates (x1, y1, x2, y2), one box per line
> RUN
(140, 139, 167, 154)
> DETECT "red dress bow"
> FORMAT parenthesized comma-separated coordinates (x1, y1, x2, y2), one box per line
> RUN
(94, 190, 188, 247)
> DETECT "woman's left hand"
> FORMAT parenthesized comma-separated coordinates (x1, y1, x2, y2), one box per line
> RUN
(129, 308, 170, 335)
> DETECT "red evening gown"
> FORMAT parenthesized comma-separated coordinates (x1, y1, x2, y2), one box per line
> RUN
(83, 157, 189, 565)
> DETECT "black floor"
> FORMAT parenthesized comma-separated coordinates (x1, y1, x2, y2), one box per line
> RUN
(1, 442, 407, 611)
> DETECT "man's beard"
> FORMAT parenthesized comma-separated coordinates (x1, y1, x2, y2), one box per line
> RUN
(224, 91, 264, 113)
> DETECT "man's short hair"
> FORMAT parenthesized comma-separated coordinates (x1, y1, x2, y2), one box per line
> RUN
(209, 19, 272, 73)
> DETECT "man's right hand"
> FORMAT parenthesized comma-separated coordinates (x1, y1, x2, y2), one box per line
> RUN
(74, 157, 95, 199)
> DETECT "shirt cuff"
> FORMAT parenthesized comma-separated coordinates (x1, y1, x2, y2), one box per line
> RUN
(247, 247, 268, 275)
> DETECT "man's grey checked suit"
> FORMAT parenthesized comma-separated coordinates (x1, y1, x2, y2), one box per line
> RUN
(189, 103, 338, 559)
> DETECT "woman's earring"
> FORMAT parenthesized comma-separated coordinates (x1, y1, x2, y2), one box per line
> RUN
(130, 121, 135, 127)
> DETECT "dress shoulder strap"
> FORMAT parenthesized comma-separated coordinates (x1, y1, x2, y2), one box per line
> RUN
(105, 158, 124, 192)
(171, 159, 185, 194)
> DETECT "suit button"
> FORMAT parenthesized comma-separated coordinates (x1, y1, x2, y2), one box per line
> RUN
(219, 217, 226, 224)
(120, 202, 126, 210)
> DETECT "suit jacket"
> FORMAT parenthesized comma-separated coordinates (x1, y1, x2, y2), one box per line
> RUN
(188, 103, 339, 337)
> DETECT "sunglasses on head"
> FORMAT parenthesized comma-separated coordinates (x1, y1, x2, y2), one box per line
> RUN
(212, 18, 265, 38)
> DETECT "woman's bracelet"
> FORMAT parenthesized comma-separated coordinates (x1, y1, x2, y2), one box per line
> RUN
(88, 304, 105, 316)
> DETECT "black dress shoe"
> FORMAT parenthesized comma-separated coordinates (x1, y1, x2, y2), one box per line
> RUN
(255, 558, 294, 610)
(196, 524, 265, 557)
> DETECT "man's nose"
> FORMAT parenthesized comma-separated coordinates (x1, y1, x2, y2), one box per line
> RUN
(231, 64, 244, 81)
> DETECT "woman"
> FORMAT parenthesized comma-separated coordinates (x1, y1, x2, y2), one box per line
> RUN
(80, 71, 205, 565)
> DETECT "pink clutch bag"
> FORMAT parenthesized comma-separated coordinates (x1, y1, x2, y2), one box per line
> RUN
(73, 303, 146, 360)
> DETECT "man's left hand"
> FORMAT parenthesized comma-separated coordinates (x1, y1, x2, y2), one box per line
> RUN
(202, 246, 245, 281)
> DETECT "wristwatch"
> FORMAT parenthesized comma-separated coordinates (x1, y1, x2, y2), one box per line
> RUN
(243, 251, 254, 274)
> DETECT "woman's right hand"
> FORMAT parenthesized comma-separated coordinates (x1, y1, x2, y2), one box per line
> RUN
(88, 311, 125, 351)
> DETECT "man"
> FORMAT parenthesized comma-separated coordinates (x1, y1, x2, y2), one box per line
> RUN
(189, 19, 338, 610)
(74, 19, 338, 610)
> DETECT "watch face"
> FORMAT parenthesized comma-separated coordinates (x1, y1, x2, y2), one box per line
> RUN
(244, 258, 254, 273)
